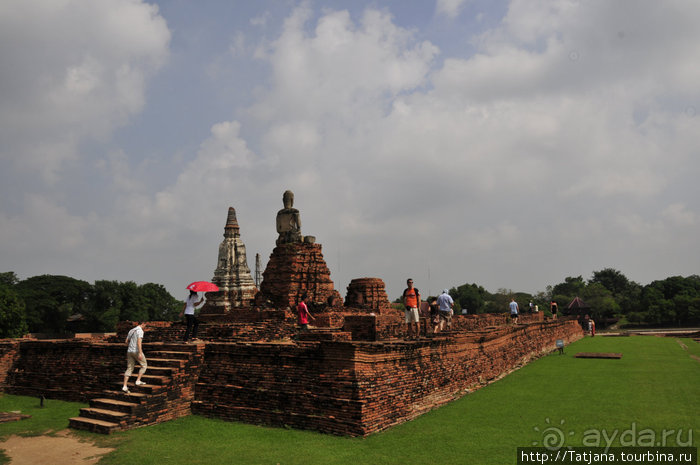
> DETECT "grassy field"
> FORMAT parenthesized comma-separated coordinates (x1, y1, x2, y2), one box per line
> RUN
(1, 335, 698, 464)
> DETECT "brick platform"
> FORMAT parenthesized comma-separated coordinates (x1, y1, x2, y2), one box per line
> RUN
(1, 317, 582, 436)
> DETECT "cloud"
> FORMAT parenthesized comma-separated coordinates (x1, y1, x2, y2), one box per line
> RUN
(436, 0, 469, 19)
(0, 0, 170, 182)
(2, 1, 699, 300)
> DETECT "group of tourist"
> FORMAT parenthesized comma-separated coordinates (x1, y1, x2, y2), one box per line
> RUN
(402, 278, 455, 339)
(509, 299, 560, 325)
(121, 287, 576, 391)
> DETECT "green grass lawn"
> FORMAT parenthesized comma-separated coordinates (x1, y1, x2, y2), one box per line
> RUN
(1, 335, 698, 465)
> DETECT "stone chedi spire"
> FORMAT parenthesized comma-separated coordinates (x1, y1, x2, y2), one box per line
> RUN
(206, 207, 257, 311)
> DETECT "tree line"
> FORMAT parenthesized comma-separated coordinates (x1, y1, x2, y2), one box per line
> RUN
(447, 268, 700, 328)
(2, 268, 699, 338)
(0, 272, 182, 337)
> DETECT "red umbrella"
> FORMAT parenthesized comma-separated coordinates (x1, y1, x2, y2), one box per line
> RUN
(186, 281, 219, 292)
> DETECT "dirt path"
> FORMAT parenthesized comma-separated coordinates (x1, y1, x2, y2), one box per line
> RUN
(0, 429, 113, 465)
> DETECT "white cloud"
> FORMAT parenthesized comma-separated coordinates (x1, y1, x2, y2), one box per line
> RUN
(662, 203, 696, 226)
(2, 1, 700, 299)
(436, 0, 469, 19)
(0, 0, 170, 182)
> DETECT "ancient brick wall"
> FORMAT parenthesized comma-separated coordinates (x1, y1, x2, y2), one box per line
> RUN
(116, 317, 299, 343)
(191, 319, 583, 436)
(4, 340, 203, 407)
(1, 319, 582, 436)
(192, 341, 364, 435)
(0, 340, 20, 390)
(352, 320, 582, 435)
(5, 340, 127, 402)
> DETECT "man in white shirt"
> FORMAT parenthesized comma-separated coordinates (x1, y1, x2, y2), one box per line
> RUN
(437, 289, 454, 331)
(122, 321, 147, 393)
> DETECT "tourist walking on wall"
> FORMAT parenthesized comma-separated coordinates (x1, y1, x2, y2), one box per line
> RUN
(122, 321, 147, 393)
(297, 293, 314, 330)
(509, 298, 519, 324)
(429, 297, 440, 333)
(180, 290, 204, 342)
(550, 301, 558, 320)
(403, 278, 421, 339)
(437, 289, 454, 332)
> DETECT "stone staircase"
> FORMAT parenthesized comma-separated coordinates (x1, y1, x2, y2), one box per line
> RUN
(69, 343, 202, 434)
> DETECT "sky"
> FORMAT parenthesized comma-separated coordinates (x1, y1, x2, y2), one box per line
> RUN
(1, 0, 699, 302)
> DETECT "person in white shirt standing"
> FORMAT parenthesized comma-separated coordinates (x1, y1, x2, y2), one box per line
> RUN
(180, 290, 204, 342)
(122, 321, 147, 393)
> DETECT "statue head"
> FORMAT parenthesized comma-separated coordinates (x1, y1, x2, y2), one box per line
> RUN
(283, 190, 294, 209)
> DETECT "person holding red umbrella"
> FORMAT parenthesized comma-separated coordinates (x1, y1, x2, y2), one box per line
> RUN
(180, 290, 204, 342)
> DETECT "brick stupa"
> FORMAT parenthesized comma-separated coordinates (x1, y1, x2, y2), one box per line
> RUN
(202, 207, 257, 312)
(256, 190, 342, 309)
(344, 277, 392, 312)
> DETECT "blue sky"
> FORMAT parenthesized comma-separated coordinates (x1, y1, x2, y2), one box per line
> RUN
(1, 0, 699, 302)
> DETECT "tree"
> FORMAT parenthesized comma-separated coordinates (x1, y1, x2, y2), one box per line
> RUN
(449, 283, 488, 314)
(138, 283, 181, 321)
(0, 286, 28, 338)
(589, 268, 630, 295)
(552, 276, 586, 301)
(15, 275, 91, 333)
(0, 271, 19, 287)
(639, 276, 700, 326)
(582, 283, 619, 323)
(85, 280, 123, 332)
(589, 268, 641, 315)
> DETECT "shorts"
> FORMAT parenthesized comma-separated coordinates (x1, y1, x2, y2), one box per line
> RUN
(439, 311, 452, 324)
(405, 307, 419, 323)
(510, 313, 518, 319)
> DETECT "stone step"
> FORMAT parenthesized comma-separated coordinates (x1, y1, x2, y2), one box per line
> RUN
(148, 350, 192, 360)
(102, 389, 148, 403)
(147, 357, 186, 368)
(141, 366, 175, 377)
(128, 374, 171, 386)
(90, 398, 140, 414)
(79, 407, 129, 424)
(68, 416, 120, 434)
(117, 382, 165, 395)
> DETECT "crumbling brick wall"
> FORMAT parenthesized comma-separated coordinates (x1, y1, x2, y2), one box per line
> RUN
(4, 340, 126, 402)
(1, 319, 582, 436)
(0, 340, 20, 390)
(192, 319, 583, 436)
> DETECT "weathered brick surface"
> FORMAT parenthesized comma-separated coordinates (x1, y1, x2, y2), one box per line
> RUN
(192, 341, 363, 435)
(0, 340, 20, 389)
(350, 320, 582, 435)
(116, 317, 299, 343)
(344, 278, 391, 311)
(2, 317, 582, 436)
(5, 340, 126, 401)
(192, 319, 583, 435)
(257, 243, 342, 309)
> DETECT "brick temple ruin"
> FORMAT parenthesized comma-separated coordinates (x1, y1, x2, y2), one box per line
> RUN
(0, 190, 584, 435)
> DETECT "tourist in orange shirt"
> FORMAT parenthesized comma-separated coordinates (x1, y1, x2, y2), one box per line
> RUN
(402, 278, 421, 339)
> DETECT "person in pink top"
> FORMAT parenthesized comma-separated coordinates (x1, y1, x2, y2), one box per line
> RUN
(297, 293, 314, 330)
